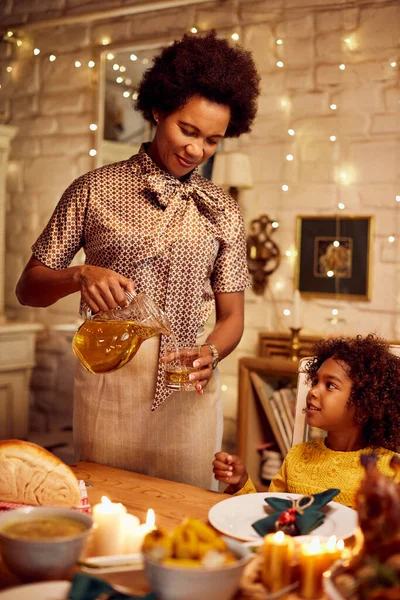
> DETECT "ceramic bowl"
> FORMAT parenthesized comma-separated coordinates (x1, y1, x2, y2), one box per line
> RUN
(143, 537, 251, 600)
(0, 506, 92, 582)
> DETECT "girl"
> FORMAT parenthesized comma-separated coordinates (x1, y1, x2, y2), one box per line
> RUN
(213, 334, 400, 507)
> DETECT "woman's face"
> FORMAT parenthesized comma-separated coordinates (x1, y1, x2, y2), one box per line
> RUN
(149, 94, 231, 178)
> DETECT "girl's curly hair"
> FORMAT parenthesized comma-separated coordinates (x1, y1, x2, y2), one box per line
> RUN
(136, 31, 261, 138)
(305, 334, 400, 451)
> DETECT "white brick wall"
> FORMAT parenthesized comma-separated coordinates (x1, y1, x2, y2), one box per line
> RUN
(1, 0, 399, 450)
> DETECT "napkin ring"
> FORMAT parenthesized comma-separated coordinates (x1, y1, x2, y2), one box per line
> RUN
(275, 495, 314, 536)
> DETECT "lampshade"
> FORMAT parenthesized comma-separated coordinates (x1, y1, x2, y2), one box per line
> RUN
(211, 151, 253, 190)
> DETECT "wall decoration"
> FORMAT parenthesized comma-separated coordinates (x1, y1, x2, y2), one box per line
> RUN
(296, 216, 374, 300)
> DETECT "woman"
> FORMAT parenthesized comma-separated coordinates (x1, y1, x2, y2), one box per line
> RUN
(16, 31, 261, 489)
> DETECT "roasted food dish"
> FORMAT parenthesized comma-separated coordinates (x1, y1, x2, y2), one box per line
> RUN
(142, 517, 236, 567)
(0, 439, 80, 507)
(331, 454, 400, 600)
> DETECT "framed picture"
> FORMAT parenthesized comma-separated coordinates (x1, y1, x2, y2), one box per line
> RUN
(296, 215, 374, 300)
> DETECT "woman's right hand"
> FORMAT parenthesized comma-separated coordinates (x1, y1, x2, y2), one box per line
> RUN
(77, 265, 135, 313)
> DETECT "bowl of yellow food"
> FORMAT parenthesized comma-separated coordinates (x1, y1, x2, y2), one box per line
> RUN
(142, 517, 251, 600)
(0, 506, 92, 581)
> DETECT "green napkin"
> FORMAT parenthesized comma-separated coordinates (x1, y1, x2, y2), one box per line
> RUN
(252, 488, 340, 537)
(68, 573, 157, 600)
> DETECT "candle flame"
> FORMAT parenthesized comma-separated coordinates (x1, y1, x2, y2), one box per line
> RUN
(336, 539, 344, 551)
(146, 508, 155, 527)
(326, 535, 337, 551)
(101, 495, 112, 505)
(273, 530, 285, 543)
(307, 537, 321, 554)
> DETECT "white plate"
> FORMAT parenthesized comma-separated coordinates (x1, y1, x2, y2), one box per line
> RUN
(208, 492, 357, 542)
(80, 552, 143, 574)
(0, 581, 70, 600)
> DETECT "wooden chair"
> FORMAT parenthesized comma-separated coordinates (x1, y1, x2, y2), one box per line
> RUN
(291, 345, 400, 446)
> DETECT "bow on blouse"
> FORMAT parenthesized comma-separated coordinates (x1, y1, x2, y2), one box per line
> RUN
(143, 172, 226, 215)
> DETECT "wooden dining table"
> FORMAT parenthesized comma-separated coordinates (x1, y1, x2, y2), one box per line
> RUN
(0, 461, 318, 599)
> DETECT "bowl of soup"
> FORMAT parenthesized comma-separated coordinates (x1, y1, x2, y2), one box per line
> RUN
(0, 506, 92, 581)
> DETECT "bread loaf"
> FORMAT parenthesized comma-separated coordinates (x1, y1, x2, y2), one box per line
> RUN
(0, 439, 80, 507)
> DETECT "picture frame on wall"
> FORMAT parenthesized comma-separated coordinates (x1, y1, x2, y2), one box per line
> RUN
(296, 215, 374, 300)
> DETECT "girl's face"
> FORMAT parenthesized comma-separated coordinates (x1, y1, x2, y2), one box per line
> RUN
(149, 94, 230, 179)
(306, 357, 356, 433)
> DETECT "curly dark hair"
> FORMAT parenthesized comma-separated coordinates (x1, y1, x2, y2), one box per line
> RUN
(305, 334, 400, 451)
(135, 31, 260, 138)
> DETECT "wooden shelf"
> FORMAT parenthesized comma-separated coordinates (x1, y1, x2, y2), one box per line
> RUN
(237, 356, 299, 491)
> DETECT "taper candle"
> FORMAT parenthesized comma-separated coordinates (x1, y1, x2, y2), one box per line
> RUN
(299, 537, 327, 599)
(262, 531, 292, 593)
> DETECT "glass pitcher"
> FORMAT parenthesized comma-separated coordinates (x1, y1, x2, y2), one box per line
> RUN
(72, 292, 171, 374)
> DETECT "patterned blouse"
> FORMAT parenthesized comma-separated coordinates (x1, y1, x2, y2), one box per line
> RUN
(32, 144, 250, 410)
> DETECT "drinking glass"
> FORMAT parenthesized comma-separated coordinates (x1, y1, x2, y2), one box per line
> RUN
(164, 345, 202, 392)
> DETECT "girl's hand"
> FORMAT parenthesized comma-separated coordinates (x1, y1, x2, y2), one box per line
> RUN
(77, 265, 135, 313)
(213, 452, 248, 491)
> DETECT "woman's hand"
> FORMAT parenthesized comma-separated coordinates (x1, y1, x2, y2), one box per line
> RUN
(213, 452, 248, 491)
(77, 265, 135, 313)
(189, 345, 213, 395)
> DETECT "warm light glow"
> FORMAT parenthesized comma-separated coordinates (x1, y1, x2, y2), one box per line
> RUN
(343, 36, 357, 51)
(330, 135, 337, 142)
(330, 103, 337, 110)
(89, 149, 97, 156)
(6, 31, 13, 38)
(101, 496, 112, 505)
(88, 60, 95, 68)
(34, 48, 40, 55)
(339, 171, 348, 182)
(276, 61, 284, 68)
(75, 61, 81, 68)
(6, 66, 12, 73)
(113, 63, 119, 70)
(271, 221, 279, 229)
(132, 91, 138, 100)
(123, 90, 130, 98)
(49, 54, 56, 62)
(221, 384, 228, 392)
(280, 98, 289, 108)
(125, 78, 132, 85)
(276, 38, 283, 45)
(336, 540, 344, 551)
(282, 184, 289, 191)
(146, 509, 155, 528)
(333, 240, 340, 247)
(90, 123, 98, 131)
(338, 202, 345, 210)
(275, 281, 283, 290)
(142, 58, 149, 64)
(305, 537, 321, 555)
(231, 32, 239, 41)
(273, 531, 285, 543)
(327, 270, 334, 277)
(101, 37, 111, 46)
(286, 154, 294, 161)
(191, 27, 198, 34)
(326, 536, 337, 551)
(388, 235, 395, 243)
(285, 250, 292, 257)
(106, 53, 114, 60)
(116, 76, 123, 83)
(391, 61, 397, 67)
(16, 40, 22, 47)
(339, 63, 346, 70)
(288, 128, 295, 136)
(332, 309, 339, 316)
(283, 309, 291, 316)
(130, 54, 137, 61)
(396, 195, 400, 203)
(119, 66, 126, 73)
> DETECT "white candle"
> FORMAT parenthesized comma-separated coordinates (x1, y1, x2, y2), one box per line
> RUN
(292, 289, 302, 329)
(92, 495, 127, 556)
(123, 513, 141, 554)
(126, 509, 156, 554)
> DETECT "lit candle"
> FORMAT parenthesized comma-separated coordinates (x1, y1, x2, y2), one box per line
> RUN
(92, 495, 127, 556)
(125, 509, 156, 554)
(321, 536, 344, 572)
(292, 289, 302, 329)
(123, 513, 141, 554)
(262, 531, 292, 593)
(299, 537, 327, 599)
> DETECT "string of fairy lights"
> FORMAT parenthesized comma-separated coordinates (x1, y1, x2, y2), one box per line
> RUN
(1, 20, 399, 329)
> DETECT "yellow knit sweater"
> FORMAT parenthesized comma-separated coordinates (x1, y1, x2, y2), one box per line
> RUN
(235, 438, 400, 508)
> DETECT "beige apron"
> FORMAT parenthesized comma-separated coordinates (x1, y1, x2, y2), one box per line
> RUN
(73, 330, 222, 491)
